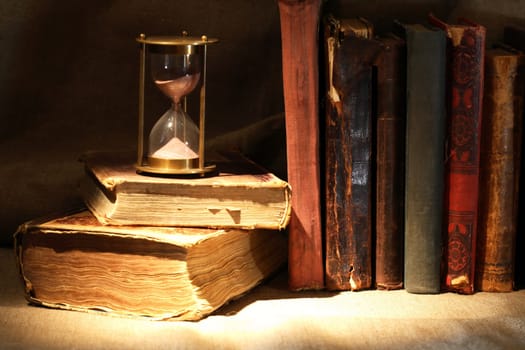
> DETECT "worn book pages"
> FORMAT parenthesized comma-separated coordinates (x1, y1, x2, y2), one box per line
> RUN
(14, 210, 287, 321)
(79, 151, 291, 230)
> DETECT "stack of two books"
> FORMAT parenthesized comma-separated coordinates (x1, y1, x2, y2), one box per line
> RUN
(14, 151, 292, 321)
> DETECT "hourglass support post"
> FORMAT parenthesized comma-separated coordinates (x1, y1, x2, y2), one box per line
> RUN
(198, 44, 207, 170)
(137, 37, 146, 167)
(183, 54, 188, 113)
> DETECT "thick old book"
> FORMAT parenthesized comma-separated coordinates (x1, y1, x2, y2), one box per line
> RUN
(374, 33, 406, 291)
(79, 151, 291, 230)
(504, 24, 525, 290)
(323, 15, 379, 291)
(400, 22, 446, 294)
(14, 210, 287, 321)
(476, 47, 524, 292)
(277, 0, 324, 291)
(428, 14, 486, 294)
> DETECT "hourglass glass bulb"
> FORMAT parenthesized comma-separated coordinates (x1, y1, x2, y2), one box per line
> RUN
(149, 107, 199, 160)
(146, 49, 203, 164)
(155, 73, 201, 104)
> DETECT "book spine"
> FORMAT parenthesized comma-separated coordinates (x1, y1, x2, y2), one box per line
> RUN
(375, 36, 406, 290)
(429, 15, 486, 294)
(404, 26, 446, 294)
(324, 20, 380, 291)
(278, 0, 324, 291)
(504, 25, 525, 289)
(476, 50, 524, 292)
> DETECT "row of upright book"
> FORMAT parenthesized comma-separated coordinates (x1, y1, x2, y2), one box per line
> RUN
(278, 0, 525, 295)
(308, 11, 525, 294)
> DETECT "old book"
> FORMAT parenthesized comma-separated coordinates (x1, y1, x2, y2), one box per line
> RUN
(400, 22, 446, 294)
(14, 210, 287, 321)
(79, 151, 291, 230)
(504, 24, 525, 290)
(374, 33, 406, 291)
(277, 0, 324, 291)
(476, 47, 524, 292)
(323, 14, 379, 291)
(428, 14, 486, 294)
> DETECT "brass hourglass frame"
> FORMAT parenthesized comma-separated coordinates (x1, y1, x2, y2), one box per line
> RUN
(136, 33, 218, 176)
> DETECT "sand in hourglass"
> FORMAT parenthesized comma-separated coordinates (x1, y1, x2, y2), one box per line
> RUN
(152, 74, 201, 160)
(156, 74, 200, 105)
(152, 137, 199, 159)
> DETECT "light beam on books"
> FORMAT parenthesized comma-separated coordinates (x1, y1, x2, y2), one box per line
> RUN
(136, 32, 218, 176)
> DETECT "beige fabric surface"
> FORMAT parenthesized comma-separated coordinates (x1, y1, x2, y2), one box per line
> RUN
(1, 247, 524, 349)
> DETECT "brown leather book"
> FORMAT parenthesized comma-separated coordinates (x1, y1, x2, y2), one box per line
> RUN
(374, 33, 406, 290)
(504, 24, 525, 290)
(428, 14, 486, 294)
(477, 46, 525, 292)
(323, 14, 380, 291)
(277, 0, 324, 291)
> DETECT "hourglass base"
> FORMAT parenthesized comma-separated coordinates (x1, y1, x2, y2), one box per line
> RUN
(137, 157, 216, 176)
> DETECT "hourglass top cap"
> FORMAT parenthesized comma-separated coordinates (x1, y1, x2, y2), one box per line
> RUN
(137, 32, 219, 46)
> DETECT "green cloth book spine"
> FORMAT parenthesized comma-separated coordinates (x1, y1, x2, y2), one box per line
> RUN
(402, 23, 446, 294)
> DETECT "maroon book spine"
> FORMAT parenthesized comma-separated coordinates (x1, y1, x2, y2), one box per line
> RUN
(428, 14, 486, 294)
(278, 0, 324, 291)
(375, 34, 406, 290)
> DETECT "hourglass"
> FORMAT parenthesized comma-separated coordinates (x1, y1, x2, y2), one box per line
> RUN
(136, 32, 218, 175)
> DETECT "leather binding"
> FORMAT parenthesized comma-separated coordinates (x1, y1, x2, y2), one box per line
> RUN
(323, 14, 380, 291)
(400, 22, 446, 294)
(503, 24, 525, 290)
(476, 46, 524, 292)
(374, 34, 406, 290)
(428, 14, 486, 294)
(277, 0, 324, 291)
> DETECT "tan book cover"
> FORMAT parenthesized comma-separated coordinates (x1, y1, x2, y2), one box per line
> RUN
(79, 151, 292, 229)
(477, 47, 524, 292)
(14, 210, 287, 321)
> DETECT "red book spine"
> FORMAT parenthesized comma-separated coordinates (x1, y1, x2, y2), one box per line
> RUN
(278, 0, 324, 290)
(429, 14, 486, 294)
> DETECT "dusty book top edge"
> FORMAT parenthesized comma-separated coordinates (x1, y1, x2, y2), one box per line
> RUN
(79, 150, 290, 190)
(14, 209, 237, 247)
